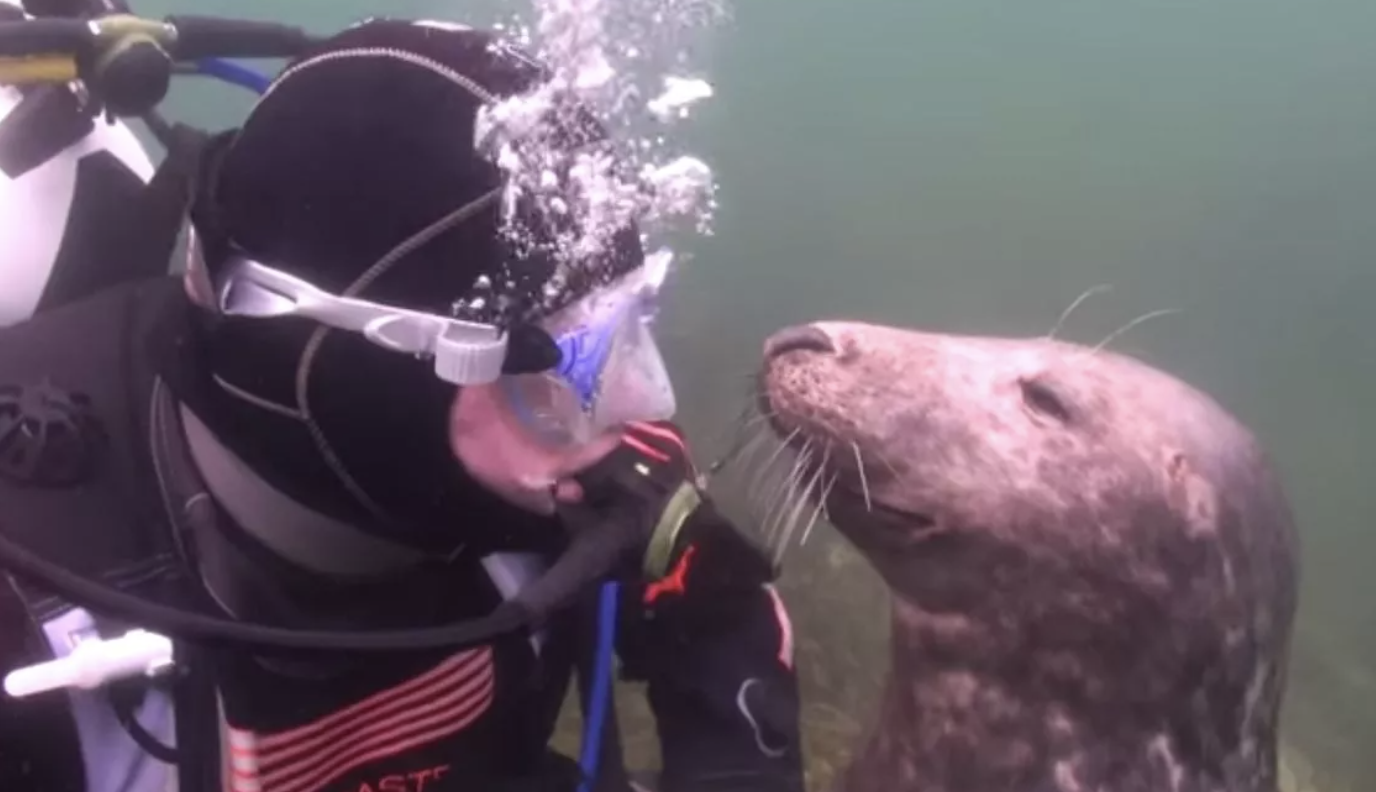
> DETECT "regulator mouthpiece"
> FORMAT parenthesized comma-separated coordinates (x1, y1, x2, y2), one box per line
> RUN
(537, 425, 777, 612)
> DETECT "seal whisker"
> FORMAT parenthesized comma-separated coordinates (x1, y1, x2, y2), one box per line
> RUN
(717, 384, 757, 435)
(773, 461, 809, 554)
(747, 424, 785, 476)
(728, 420, 774, 476)
(1047, 283, 1113, 340)
(703, 376, 771, 471)
(707, 410, 774, 478)
(1088, 308, 1182, 355)
(757, 427, 799, 476)
(755, 437, 803, 531)
(852, 442, 873, 512)
(737, 410, 775, 434)
(779, 444, 816, 541)
(747, 426, 799, 503)
(799, 473, 837, 548)
(737, 426, 792, 506)
(778, 446, 828, 559)
(764, 443, 812, 548)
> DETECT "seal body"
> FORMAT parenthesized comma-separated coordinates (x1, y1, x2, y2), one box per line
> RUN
(760, 321, 1299, 792)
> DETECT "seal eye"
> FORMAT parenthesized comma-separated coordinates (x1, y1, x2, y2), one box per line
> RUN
(1019, 377, 1072, 424)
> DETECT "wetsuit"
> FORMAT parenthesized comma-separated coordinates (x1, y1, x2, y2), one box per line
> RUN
(0, 278, 804, 792)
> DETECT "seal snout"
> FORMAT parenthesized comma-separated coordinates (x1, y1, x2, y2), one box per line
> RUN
(763, 324, 835, 360)
(759, 324, 840, 443)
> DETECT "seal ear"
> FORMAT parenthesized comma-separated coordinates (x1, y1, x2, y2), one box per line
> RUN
(1165, 451, 1218, 535)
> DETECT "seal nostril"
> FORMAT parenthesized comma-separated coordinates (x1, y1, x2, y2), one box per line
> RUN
(766, 325, 835, 359)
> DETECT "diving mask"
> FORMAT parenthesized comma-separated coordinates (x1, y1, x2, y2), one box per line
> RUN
(500, 259, 677, 448)
(211, 247, 676, 444)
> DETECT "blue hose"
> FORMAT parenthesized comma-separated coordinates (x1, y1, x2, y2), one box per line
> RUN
(194, 58, 271, 95)
(579, 582, 619, 792)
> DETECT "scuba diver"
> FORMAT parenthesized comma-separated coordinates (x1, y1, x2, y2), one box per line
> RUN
(0, 13, 804, 792)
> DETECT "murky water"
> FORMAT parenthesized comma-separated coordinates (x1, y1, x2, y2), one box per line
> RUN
(134, 0, 1376, 789)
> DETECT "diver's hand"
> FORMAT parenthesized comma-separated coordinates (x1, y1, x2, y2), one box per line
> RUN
(557, 424, 694, 578)
(563, 423, 776, 595)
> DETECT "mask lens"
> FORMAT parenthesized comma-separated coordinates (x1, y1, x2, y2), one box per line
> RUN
(589, 315, 675, 429)
(502, 277, 676, 447)
(501, 372, 589, 446)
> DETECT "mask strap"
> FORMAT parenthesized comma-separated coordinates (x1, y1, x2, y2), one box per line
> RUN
(291, 187, 506, 524)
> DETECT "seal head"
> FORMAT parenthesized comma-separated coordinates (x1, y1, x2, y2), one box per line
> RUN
(761, 321, 1299, 792)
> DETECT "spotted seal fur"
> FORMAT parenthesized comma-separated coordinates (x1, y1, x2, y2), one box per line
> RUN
(760, 321, 1299, 792)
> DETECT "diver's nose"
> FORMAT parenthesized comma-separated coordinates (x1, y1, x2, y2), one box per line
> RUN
(764, 324, 835, 359)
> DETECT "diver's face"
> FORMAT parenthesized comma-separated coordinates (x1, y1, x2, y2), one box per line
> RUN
(448, 384, 622, 514)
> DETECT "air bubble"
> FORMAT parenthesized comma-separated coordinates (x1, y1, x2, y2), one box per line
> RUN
(478, 0, 725, 317)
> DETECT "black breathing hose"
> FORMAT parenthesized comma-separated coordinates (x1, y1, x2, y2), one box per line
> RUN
(21, 0, 123, 17)
(0, 15, 315, 62)
(0, 485, 650, 654)
(164, 15, 314, 61)
(0, 526, 532, 653)
(0, 18, 90, 56)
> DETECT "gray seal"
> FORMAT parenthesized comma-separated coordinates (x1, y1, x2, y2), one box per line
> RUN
(759, 321, 1299, 792)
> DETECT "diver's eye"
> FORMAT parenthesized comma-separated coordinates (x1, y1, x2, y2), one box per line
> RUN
(1019, 377, 1072, 423)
